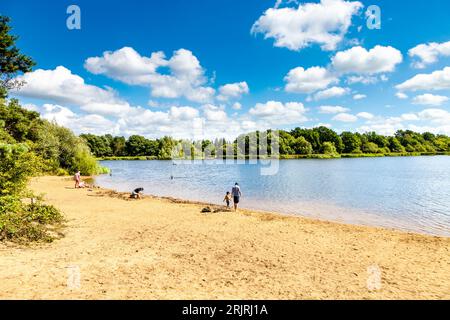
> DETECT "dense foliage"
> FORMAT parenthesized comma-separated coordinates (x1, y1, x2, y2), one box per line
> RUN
(0, 16, 102, 242)
(0, 99, 104, 175)
(81, 127, 450, 160)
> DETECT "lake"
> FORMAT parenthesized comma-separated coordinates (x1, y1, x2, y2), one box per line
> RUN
(96, 156, 450, 237)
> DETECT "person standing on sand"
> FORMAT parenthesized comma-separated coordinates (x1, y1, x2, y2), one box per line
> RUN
(74, 170, 81, 189)
(231, 183, 242, 212)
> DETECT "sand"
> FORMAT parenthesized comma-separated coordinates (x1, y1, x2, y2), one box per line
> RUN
(0, 176, 449, 300)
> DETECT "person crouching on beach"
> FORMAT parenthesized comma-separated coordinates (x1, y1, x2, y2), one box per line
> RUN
(130, 187, 144, 199)
(231, 183, 242, 212)
(223, 191, 232, 209)
(74, 170, 81, 189)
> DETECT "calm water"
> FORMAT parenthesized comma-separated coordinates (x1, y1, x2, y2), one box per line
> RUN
(96, 157, 450, 237)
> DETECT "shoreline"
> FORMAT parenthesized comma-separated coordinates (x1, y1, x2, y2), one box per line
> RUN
(0, 176, 449, 299)
(93, 177, 449, 239)
(96, 152, 450, 161)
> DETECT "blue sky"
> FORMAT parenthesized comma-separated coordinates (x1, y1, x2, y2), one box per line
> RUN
(2, 0, 450, 138)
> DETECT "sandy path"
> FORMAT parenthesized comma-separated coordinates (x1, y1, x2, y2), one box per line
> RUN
(0, 176, 449, 300)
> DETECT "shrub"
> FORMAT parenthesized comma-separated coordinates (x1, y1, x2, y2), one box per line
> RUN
(0, 143, 39, 197)
(323, 142, 338, 155)
(0, 197, 63, 243)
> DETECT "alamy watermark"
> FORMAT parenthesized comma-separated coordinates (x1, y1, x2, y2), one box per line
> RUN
(66, 5, 81, 30)
(366, 5, 381, 30)
(67, 265, 81, 289)
(367, 264, 382, 291)
(170, 129, 280, 176)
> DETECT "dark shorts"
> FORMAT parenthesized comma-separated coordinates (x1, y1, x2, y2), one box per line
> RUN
(233, 196, 240, 204)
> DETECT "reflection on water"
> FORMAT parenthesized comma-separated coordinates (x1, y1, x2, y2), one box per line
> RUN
(96, 156, 450, 237)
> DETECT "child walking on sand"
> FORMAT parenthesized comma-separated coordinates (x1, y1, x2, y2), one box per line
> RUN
(223, 192, 232, 209)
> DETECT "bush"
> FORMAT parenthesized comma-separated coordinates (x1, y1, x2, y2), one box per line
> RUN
(0, 197, 63, 243)
(0, 143, 39, 197)
(323, 142, 338, 155)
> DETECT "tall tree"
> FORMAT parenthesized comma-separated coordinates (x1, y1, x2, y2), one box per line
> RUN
(0, 16, 35, 98)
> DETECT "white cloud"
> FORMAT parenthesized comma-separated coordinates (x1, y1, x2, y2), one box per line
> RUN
(417, 108, 450, 125)
(85, 47, 215, 103)
(168, 106, 200, 120)
(318, 105, 350, 114)
(251, 0, 363, 51)
(396, 92, 408, 99)
(409, 41, 450, 69)
(332, 112, 358, 122)
(84, 47, 167, 85)
(332, 45, 403, 75)
(249, 101, 308, 125)
(232, 102, 242, 110)
(358, 108, 450, 135)
(13, 66, 131, 116)
(356, 112, 374, 120)
(311, 86, 350, 100)
(346, 75, 378, 85)
(396, 67, 450, 92)
(284, 66, 338, 93)
(202, 104, 228, 122)
(217, 82, 249, 101)
(412, 94, 449, 106)
(353, 94, 366, 100)
(31, 104, 118, 135)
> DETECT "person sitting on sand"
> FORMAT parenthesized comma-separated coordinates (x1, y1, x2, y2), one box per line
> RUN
(74, 170, 81, 189)
(78, 181, 92, 189)
(223, 191, 232, 209)
(130, 187, 144, 199)
(231, 183, 242, 212)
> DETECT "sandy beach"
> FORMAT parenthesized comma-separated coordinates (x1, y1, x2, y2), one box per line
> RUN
(0, 176, 449, 300)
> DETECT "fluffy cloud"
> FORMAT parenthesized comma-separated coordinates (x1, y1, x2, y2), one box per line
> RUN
(318, 105, 350, 114)
(202, 104, 228, 122)
(417, 108, 450, 125)
(311, 86, 350, 100)
(284, 66, 338, 93)
(232, 102, 242, 110)
(356, 112, 374, 120)
(249, 101, 308, 125)
(358, 108, 450, 135)
(28, 104, 118, 135)
(332, 45, 403, 75)
(353, 94, 366, 100)
(217, 82, 249, 101)
(409, 41, 450, 69)
(13, 66, 131, 116)
(84, 47, 167, 85)
(346, 75, 378, 85)
(85, 47, 215, 103)
(396, 92, 408, 99)
(332, 112, 358, 122)
(412, 94, 449, 106)
(251, 0, 363, 51)
(396, 67, 450, 92)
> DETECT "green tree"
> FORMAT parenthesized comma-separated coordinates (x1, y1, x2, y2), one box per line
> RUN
(313, 126, 344, 153)
(341, 131, 362, 153)
(292, 136, 313, 155)
(0, 16, 35, 98)
(0, 143, 38, 196)
(388, 137, 405, 153)
(111, 136, 126, 156)
(322, 142, 338, 155)
(362, 142, 380, 154)
(158, 136, 177, 159)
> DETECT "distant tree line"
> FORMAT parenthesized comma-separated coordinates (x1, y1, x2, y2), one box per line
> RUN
(81, 127, 450, 160)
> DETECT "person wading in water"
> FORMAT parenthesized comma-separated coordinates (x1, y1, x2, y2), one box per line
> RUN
(231, 183, 242, 212)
